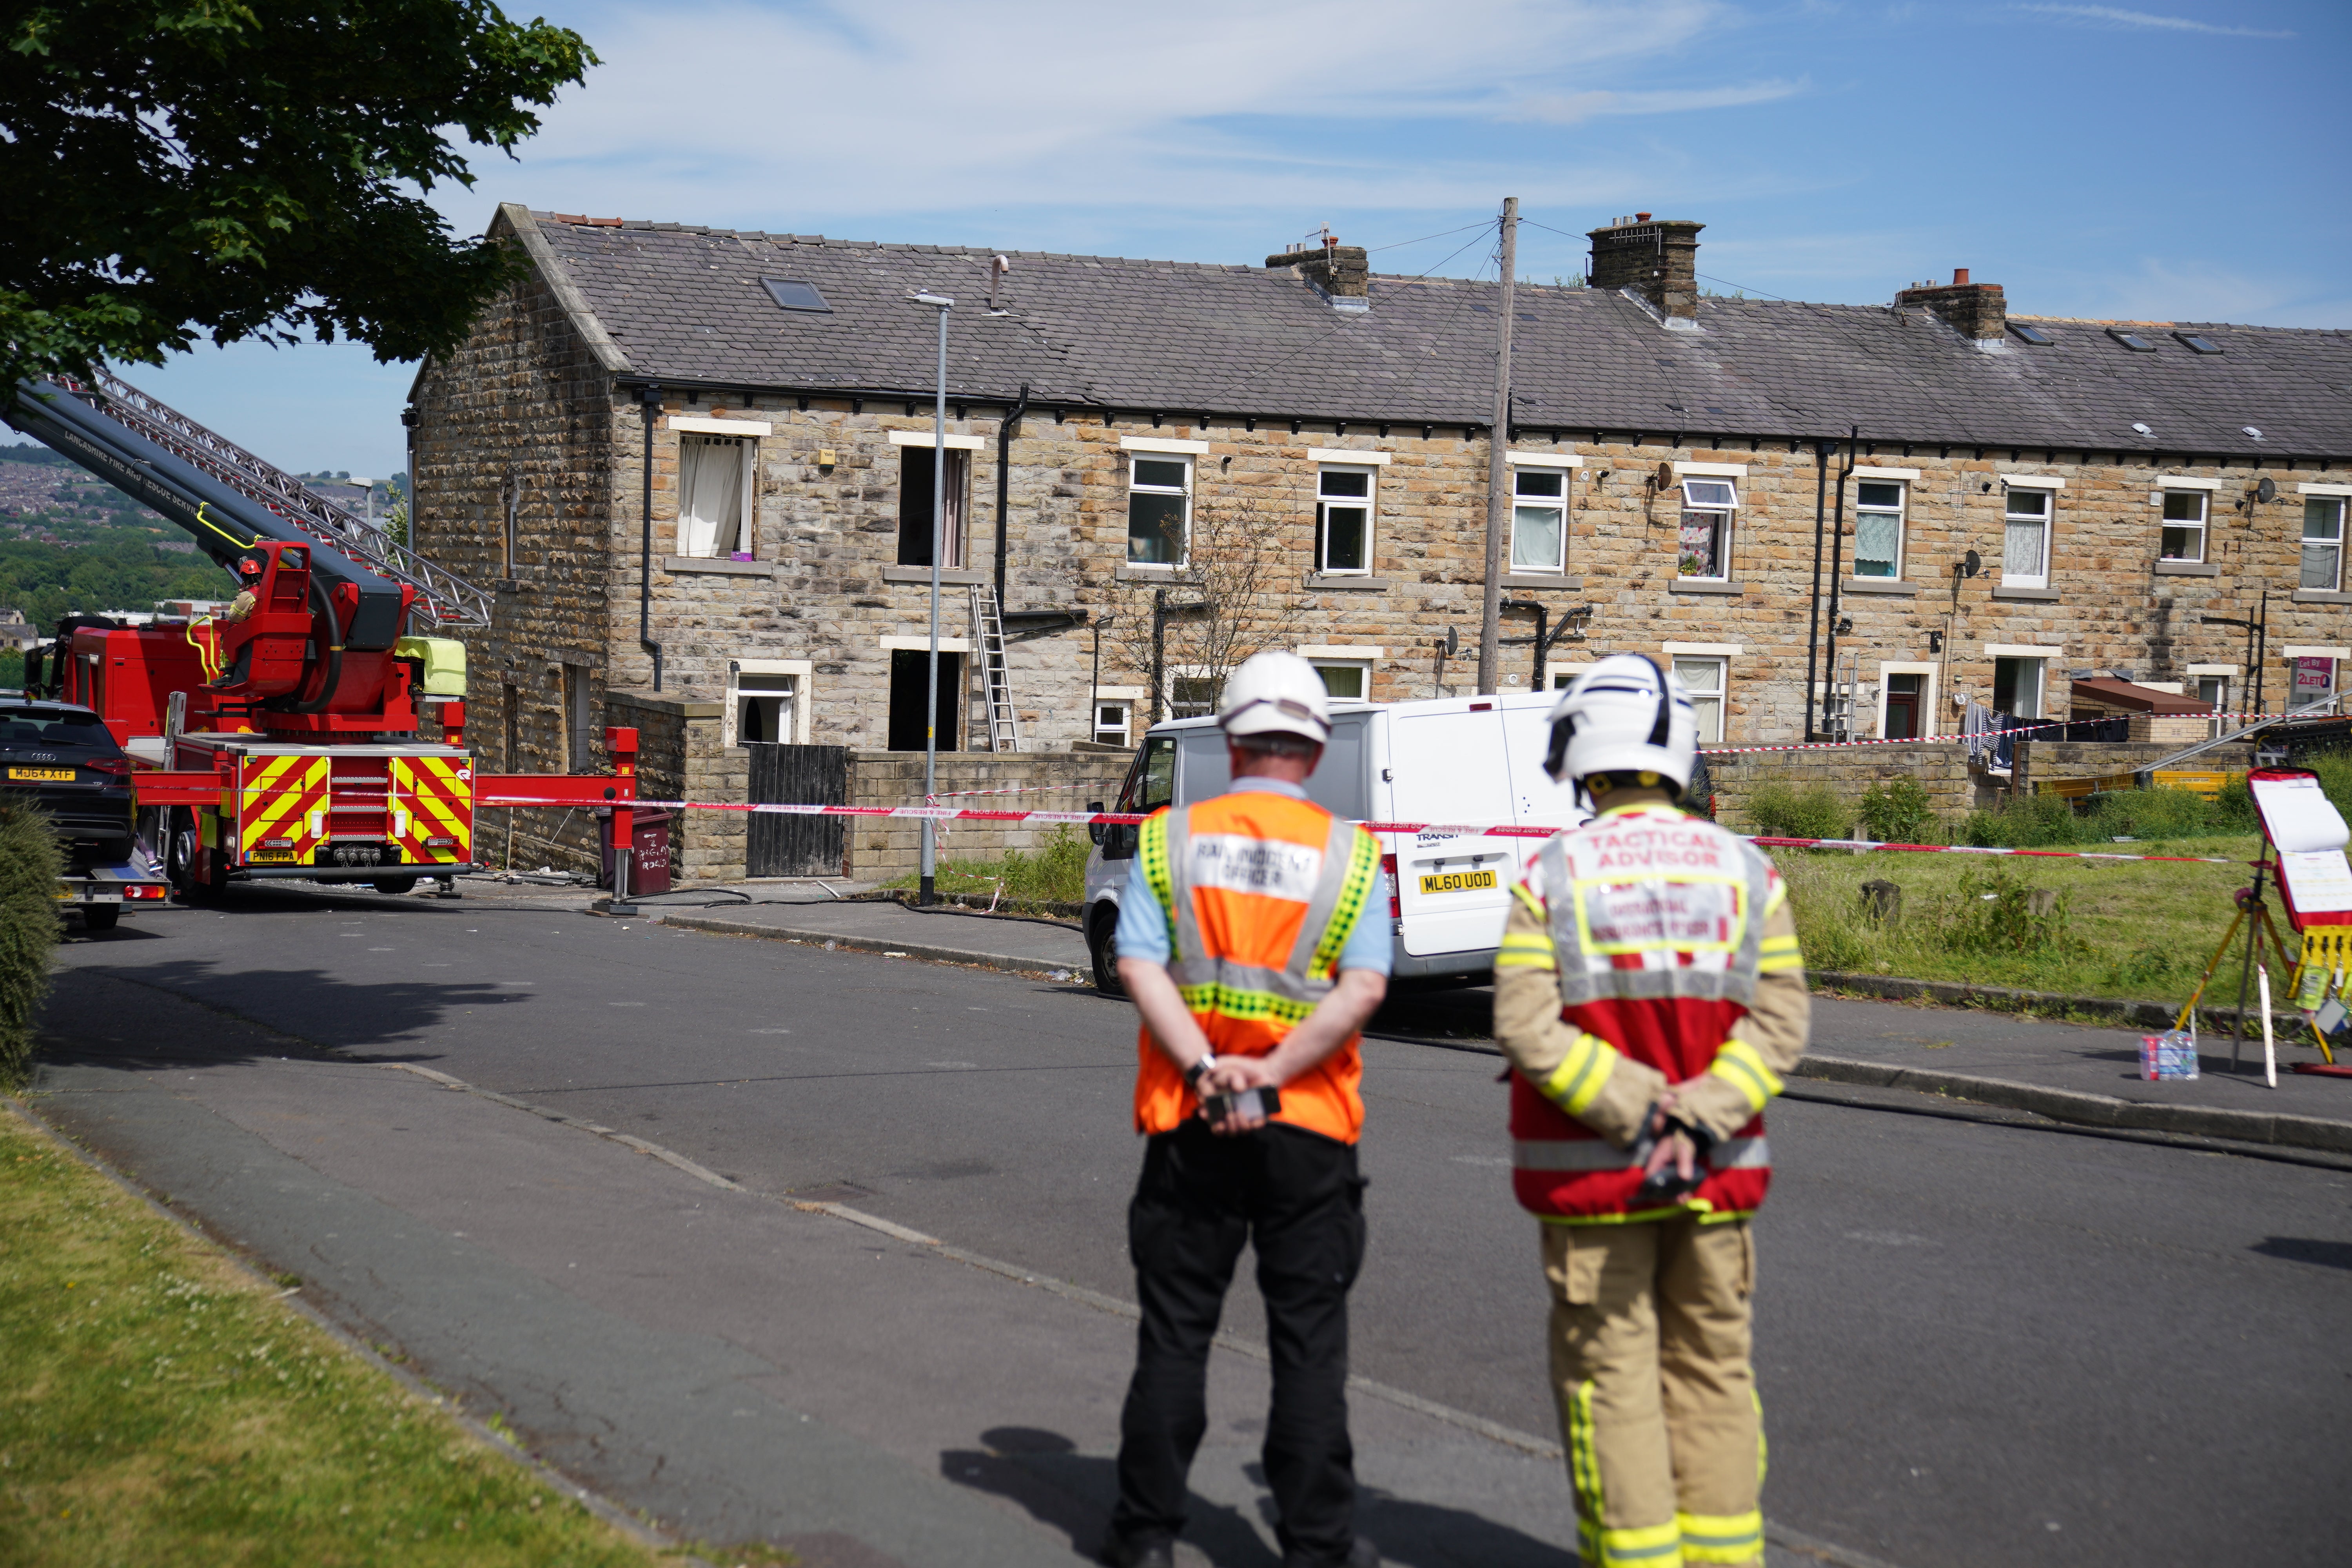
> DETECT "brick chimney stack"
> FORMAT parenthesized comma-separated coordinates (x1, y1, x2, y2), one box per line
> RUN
(1895, 268, 2007, 345)
(1265, 234, 1369, 301)
(1586, 213, 1704, 328)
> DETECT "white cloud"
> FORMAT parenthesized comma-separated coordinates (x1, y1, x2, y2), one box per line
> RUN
(472, 0, 1781, 234)
(2098, 258, 2352, 329)
(2013, 5, 2294, 39)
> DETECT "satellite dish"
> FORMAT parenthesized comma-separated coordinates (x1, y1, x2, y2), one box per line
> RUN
(1654, 461, 1676, 491)
(1442, 626, 1460, 657)
(1963, 549, 1982, 579)
(2258, 477, 2278, 504)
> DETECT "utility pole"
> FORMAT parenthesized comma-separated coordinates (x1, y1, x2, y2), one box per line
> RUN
(1476, 197, 1517, 695)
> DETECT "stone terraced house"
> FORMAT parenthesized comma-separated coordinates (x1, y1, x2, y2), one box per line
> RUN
(409, 202, 2351, 875)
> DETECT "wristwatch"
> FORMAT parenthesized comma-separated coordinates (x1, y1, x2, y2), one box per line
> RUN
(1184, 1053, 1220, 1091)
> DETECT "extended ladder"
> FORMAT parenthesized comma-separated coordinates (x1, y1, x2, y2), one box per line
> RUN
(969, 583, 1023, 753)
(52, 369, 493, 632)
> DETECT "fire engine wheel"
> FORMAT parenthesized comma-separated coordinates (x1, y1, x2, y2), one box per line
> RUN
(1087, 905, 1124, 996)
(80, 905, 120, 932)
(370, 875, 420, 897)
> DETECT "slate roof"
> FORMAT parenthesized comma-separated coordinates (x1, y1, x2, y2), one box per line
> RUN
(518, 210, 2352, 459)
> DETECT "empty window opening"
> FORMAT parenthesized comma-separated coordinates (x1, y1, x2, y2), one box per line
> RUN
(1993, 657, 2045, 720)
(2303, 498, 2345, 592)
(898, 446, 968, 567)
(1317, 467, 1375, 574)
(730, 671, 800, 746)
(2160, 489, 2207, 563)
(886, 649, 962, 752)
(1512, 468, 1567, 573)
(679, 436, 752, 558)
(1673, 656, 1726, 744)
(2003, 487, 2053, 588)
(1127, 456, 1192, 566)
(1853, 481, 1906, 579)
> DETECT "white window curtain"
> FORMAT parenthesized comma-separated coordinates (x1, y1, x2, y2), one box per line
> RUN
(679, 437, 747, 557)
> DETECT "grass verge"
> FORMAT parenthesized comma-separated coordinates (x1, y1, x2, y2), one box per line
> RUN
(884, 824, 1091, 906)
(1777, 834, 2273, 1004)
(0, 1106, 668, 1567)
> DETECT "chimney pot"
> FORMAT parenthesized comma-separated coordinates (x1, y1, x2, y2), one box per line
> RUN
(1635, 212, 1652, 222)
(1953, 267, 1970, 286)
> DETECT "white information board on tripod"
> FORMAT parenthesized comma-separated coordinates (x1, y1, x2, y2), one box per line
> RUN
(2250, 773, 2352, 916)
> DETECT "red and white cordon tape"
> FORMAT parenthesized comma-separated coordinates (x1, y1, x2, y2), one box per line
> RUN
(484, 794, 2241, 866)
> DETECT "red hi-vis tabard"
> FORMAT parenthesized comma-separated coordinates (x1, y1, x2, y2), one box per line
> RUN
(1510, 804, 1783, 1222)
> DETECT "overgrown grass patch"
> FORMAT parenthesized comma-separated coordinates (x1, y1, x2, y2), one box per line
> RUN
(0, 1110, 668, 1567)
(885, 824, 1091, 906)
(1775, 833, 2267, 1002)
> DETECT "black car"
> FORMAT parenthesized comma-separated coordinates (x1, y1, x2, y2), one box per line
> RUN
(0, 699, 136, 861)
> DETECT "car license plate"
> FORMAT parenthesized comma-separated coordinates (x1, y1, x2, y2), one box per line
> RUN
(246, 849, 299, 864)
(8, 767, 74, 782)
(1419, 869, 1498, 895)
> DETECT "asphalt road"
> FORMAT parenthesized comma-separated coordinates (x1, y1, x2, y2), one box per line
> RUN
(49, 886, 2352, 1567)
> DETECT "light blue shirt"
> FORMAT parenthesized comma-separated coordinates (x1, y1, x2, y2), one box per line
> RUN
(1114, 777, 1394, 975)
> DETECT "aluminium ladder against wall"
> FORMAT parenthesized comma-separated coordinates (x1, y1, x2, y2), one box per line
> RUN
(969, 582, 1023, 753)
(50, 369, 492, 634)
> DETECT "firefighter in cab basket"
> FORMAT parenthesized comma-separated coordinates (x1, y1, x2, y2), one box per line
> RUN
(1491, 654, 1809, 1568)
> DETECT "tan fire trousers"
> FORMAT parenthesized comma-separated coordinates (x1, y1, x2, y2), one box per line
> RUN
(1544, 1216, 1765, 1568)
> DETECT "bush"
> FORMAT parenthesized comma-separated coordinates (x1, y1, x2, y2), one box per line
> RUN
(1745, 780, 1849, 840)
(907, 825, 1092, 906)
(0, 800, 62, 1085)
(1858, 778, 1936, 844)
(1958, 792, 2090, 848)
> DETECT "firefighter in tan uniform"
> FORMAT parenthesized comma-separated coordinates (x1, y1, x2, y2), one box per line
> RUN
(1492, 655, 1809, 1568)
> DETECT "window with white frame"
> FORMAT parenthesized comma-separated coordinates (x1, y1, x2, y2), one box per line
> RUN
(2004, 486, 2053, 588)
(1316, 466, 1375, 575)
(726, 664, 803, 746)
(1512, 468, 1568, 573)
(678, 436, 753, 558)
(2303, 497, 2345, 592)
(2160, 488, 2207, 563)
(1853, 481, 1906, 578)
(1672, 656, 1726, 743)
(1169, 671, 1220, 720)
(1677, 477, 1737, 579)
(1993, 656, 2045, 720)
(1310, 660, 1371, 701)
(1127, 456, 1192, 566)
(2196, 673, 2230, 712)
(1093, 700, 1133, 748)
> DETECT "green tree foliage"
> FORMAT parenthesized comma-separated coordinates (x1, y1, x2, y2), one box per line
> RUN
(0, 799, 62, 1085)
(0, 2, 597, 388)
(2, 537, 231, 632)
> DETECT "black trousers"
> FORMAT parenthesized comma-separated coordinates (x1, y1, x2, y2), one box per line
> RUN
(1111, 1120, 1368, 1564)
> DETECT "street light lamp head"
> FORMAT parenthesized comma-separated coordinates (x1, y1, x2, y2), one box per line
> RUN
(911, 292, 955, 308)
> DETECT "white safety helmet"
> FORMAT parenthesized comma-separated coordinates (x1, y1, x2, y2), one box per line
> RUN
(1217, 650, 1333, 744)
(1543, 653, 1699, 794)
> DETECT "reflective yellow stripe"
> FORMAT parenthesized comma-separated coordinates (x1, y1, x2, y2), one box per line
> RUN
(1709, 1038, 1782, 1112)
(1754, 1387, 1768, 1488)
(1566, 1379, 1606, 1566)
(1510, 880, 1547, 920)
(1677, 1508, 1761, 1564)
(1756, 953, 1804, 975)
(1763, 880, 1787, 917)
(1176, 982, 1316, 1027)
(1595, 1519, 1683, 1564)
(1495, 931, 1556, 971)
(1539, 1031, 1617, 1116)
(1757, 934, 1800, 955)
(1140, 814, 1178, 954)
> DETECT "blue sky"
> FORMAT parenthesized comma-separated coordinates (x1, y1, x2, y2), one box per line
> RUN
(16, 0, 2344, 482)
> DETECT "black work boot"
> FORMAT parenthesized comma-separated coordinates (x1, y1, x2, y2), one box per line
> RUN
(1098, 1534, 1177, 1568)
(1282, 1540, 1378, 1568)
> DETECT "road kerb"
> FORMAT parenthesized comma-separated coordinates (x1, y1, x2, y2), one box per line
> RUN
(654, 913, 1080, 981)
(1794, 1055, 2352, 1154)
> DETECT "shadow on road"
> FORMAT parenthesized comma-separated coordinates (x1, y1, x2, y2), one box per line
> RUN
(941, 1426, 1571, 1568)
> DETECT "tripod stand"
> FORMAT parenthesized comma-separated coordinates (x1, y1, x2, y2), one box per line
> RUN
(2168, 857, 2311, 1074)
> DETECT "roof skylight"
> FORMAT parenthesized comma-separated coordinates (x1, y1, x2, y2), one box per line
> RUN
(762, 278, 831, 313)
(2010, 323, 2053, 345)
(2174, 333, 2222, 354)
(2108, 328, 2157, 352)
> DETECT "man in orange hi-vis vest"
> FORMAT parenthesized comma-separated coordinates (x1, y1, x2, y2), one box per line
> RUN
(1099, 650, 1389, 1568)
(1492, 655, 1808, 1568)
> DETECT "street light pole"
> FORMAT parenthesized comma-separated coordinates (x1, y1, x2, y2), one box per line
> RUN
(912, 292, 955, 906)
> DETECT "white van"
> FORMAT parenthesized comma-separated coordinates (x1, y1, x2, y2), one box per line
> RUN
(1080, 690, 1587, 991)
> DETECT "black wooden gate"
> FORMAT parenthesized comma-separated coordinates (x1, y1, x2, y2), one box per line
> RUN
(746, 743, 848, 877)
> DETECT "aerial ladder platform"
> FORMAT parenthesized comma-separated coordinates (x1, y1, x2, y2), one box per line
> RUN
(5, 373, 639, 907)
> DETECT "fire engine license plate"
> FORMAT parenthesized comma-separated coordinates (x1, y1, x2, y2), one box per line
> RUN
(246, 849, 299, 864)
(1419, 869, 1499, 895)
(8, 767, 74, 782)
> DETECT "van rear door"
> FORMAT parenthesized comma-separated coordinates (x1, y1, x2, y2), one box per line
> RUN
(1388, 706, 1515, 956)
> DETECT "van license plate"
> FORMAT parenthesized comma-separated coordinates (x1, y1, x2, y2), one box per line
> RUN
(8, 767, 74, 782)
(1419, 869, 1498, 895)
